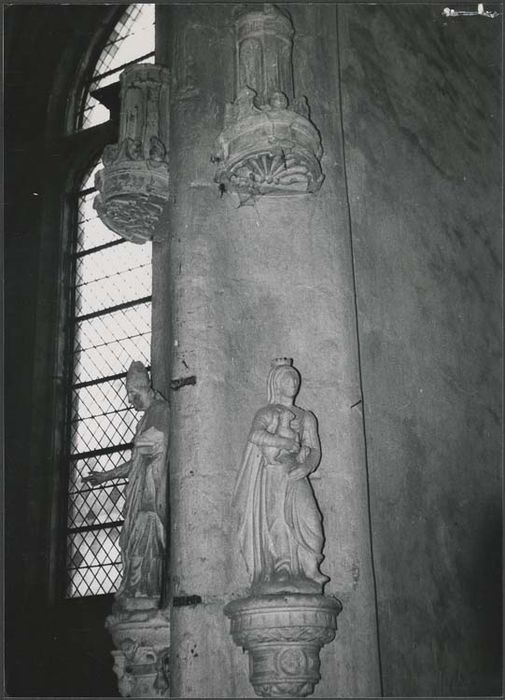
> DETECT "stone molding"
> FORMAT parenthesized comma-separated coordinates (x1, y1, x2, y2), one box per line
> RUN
(107, 606, 170, 698)
(214, 5, 324, 204)
(94, 63, 170, 243)
(225, 594, 342, 697)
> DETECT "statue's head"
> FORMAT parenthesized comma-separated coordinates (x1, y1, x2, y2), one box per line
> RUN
(126, 361, 153, 411)
(267, 357, 300, 404)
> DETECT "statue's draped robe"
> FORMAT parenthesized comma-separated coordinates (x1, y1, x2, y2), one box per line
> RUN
(118, 397, 169, 598)
(234, 405, 327, 593)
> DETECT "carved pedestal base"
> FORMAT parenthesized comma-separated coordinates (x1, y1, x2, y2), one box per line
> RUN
(224, 594, 342, 697)
(106, 602, 170, 697)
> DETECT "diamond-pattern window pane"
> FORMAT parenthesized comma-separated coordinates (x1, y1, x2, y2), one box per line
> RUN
(69, 450, 131, 493)
(73, 323, 150, 386)
(75, 266, 151, 316)
(71, 408, 137, 454)
(67, 562, 123, 598)
(78, 4, 155, 130)
(68, 483, 126, 529)
(67, 528, 121, 570)
(66, 526, 123, 597)
(76, 241, 152, 287)
(66, 4, 155, 599)
(77, 214, 118, 253)
(76, 302, 151, 349)
(73, 377, 130, 419)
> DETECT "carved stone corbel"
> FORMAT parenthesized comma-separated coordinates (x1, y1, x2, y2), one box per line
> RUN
(214, 5, 324, 205)
(225, 595, 341, 697)
(94, 64, 170, 243)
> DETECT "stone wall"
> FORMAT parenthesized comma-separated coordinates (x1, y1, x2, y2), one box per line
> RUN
(339, 5, 502, 696)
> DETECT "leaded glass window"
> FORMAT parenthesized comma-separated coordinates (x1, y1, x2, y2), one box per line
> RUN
(65, 163, 153, 598)
(65, 3, 156, 598)
(77, 3, 155, 130)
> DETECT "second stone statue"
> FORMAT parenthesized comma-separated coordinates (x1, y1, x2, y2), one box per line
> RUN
(234, 357, 329, 595)
(225, 358, 342, 698)
(83, 361, 171, 697)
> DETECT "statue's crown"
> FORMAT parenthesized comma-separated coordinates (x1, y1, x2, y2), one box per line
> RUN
(271, 357, 293, 368)
(126, 360, 150, 389)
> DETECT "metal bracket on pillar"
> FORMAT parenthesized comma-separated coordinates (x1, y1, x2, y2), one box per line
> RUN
(94, 64, 171, 244)
(214, 4, 324, 206)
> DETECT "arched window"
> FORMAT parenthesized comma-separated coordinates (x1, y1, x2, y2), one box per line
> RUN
(63, 4, 155, 598)
(77, 3, 155, 130)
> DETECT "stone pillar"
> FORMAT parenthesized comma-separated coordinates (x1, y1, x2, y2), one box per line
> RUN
(164, 4, 381, 697)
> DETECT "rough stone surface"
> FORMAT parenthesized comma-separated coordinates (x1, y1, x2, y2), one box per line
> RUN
(163, 4, 381, 697)
(339, 5, 502, 696)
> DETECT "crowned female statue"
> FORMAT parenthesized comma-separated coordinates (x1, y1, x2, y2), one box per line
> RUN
(234, 358, 328, 595)
(83, 361, 169, 606)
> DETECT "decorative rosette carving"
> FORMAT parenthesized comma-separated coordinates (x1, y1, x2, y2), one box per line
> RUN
(215, 89, 323, 204)
(214, 5, 324, 205)
(94, 64, 170, 244)
(224, 595, 342, 697)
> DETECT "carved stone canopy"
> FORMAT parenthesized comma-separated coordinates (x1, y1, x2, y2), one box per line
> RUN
(94, 63, 170, 244)
(214, 5, 324, 205)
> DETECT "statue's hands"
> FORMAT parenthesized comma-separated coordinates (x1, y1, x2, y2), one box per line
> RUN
(288, 463, 312, 480)
(281, 437, 300, 453)
(287, 447, 312, 480)
(82, 471, 108, 486)
(296, 445, 310, 463)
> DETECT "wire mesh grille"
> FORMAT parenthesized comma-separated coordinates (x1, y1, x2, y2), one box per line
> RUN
(65, 169, 152, 598)
(78, 4, 155, 130)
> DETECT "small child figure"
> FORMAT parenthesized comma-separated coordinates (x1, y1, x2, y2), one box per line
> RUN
(263, 407, 300, 465)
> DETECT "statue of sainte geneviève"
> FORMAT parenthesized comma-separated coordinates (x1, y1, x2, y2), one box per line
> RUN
(233, 358, 328, 596)
(83, 361, 169, 605)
